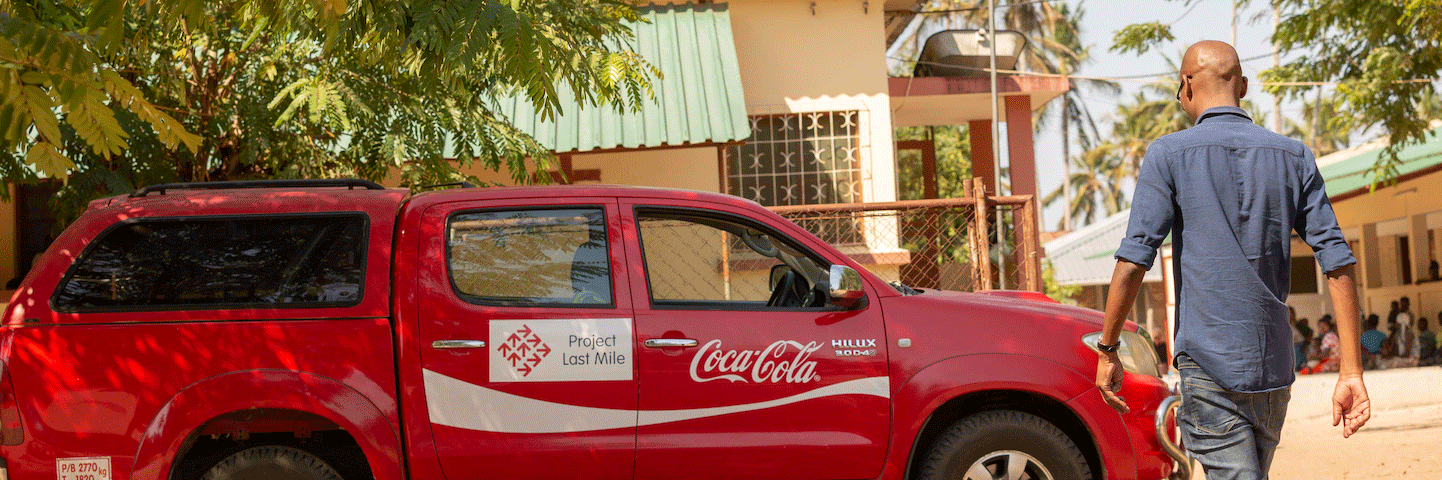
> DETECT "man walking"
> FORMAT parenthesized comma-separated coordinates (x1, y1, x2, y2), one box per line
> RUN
(1091, 40, 1370, 479)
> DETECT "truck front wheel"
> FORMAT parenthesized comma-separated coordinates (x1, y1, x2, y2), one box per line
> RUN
(918, 410, 1092, 480)
(201, 445, 343, 480)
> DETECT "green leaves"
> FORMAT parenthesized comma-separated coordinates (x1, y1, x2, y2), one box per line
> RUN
(24, 142, 72, 175)
(1113, 0, 1442, 188)
(101, 71, 203, 153)
(1109, 21, 1173, 56)
(2, 0, 656, 221)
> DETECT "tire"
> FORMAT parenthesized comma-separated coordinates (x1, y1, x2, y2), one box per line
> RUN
(201, 445, 344, 480)
(918, 410, 1092, 480)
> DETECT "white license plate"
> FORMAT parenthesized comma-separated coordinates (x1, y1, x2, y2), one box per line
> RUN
(56, 457, 111, 480)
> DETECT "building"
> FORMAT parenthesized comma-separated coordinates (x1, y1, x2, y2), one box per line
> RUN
(1295, 126, 1442, 329)
(0, 1, 1069, 301)
(1042, 210, 1169, 341)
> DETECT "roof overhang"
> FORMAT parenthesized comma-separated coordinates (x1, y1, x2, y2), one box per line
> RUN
(884, 1, 925, 46)
(1320, 124, 1442, 202)
(496, 3, 749, 154)
(888, 75, 1069, 127)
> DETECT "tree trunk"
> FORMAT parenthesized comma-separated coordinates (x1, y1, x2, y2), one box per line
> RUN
(1060, 95, 1071, 231)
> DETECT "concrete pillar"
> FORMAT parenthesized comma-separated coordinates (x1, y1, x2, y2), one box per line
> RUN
(969, 120, 996, 196)
(1410, 214, 1429, 284)
(1360, 223, 1382, 310)
(1004, 95, 1037, 197)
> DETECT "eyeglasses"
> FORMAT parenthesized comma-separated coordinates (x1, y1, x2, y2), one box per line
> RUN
(1176, 75, 1192, 102)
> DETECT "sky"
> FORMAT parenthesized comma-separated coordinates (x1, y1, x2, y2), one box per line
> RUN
(899, 0, 1329, 232)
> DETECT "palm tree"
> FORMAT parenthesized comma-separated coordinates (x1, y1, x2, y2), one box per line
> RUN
(892, 2, 1113, 225)
(900, 1, 1075, 75)
(1031, 2, 1119, 230)
(1043, 146, 1128, 229)
(1282, 93, 1353, 157)
(1417, 89, 1442, 124)
(1108, 83, 1190, 177)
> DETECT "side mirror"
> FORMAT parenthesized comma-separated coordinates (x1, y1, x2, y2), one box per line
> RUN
(828, 265, 867, 309)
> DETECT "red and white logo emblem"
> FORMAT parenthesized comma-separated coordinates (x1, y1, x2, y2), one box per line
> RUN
(498, 324, 551, 376)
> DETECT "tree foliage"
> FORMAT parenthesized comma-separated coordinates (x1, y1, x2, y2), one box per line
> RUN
(1112, 0, 1442, 186)
(1042, 141, 1127, 229)
(895, 125, 971, 200)
(1268, 0, 1442, 184)
(0, 0, 656, 220)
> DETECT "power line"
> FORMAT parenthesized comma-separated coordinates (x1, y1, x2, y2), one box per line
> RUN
(891, 56, 1442, 86)
(1104, 52, 1273, 80)
(913, 0, 1058, 14)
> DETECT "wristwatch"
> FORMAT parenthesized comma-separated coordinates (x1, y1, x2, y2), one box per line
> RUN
(1096, 339, 1120, 353)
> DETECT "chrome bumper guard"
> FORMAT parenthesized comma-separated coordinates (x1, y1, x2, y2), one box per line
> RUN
(1154, 395, 1191, 480)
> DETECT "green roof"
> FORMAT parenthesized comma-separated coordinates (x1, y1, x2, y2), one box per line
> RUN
(1320, 127, 1442, 195)
(497, 3, 750, 153)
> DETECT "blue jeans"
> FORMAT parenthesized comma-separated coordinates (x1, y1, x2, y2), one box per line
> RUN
(1176, 354, 1291, 480)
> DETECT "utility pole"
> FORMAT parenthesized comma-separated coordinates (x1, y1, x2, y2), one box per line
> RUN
(987, 0, 1007, 289)
(1273, 4, 1282, 132)
(1231, 0, 1238, 47)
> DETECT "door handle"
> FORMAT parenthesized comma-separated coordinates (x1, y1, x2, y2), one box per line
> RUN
(432, 340, 487, 349)
(644, 338, 698, 348)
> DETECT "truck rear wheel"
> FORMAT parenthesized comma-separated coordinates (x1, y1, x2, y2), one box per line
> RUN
(201, 445, 343, 480)
(918, 410, 1092, 480)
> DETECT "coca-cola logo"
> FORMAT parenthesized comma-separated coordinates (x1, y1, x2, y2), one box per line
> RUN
(689, 339, 821, 383)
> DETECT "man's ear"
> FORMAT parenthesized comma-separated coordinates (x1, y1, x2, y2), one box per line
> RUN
(1239, 76, 1249, 99)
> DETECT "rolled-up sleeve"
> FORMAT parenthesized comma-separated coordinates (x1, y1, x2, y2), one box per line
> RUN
(1294, 150, 1356, 273)
(1116, 140, 1176, 270)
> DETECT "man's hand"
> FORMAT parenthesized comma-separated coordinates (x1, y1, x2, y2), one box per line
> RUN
(1096, 353, 1130, 414)
(1332, 375, 1371, 438)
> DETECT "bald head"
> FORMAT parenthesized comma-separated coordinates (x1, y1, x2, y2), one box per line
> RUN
(1177, 40, 1247, 121)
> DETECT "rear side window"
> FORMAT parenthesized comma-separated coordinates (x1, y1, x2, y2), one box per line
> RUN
(54, 215, 367, 311)
(447, 207, 612, 307)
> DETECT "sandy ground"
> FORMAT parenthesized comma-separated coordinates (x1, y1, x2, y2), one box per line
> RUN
(1181, 366, 1442, 479)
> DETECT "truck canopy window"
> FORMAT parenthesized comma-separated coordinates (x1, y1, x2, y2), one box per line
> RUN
(54, 215, 367, 311)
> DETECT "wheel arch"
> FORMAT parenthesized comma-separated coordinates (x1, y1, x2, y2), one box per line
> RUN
(889, 354, 1108, 480)
(130, 369, 403, 480)
(905, 389, 1102, 480)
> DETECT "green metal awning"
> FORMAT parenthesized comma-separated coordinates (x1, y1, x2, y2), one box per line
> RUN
(497, 3, 750, 153)
(1320, 127, 1442, 196)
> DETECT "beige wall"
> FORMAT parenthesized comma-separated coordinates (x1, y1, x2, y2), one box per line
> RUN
(446, 146, 720, 193)
(728, 0, 897, 204)
(573, 147, 719, 191)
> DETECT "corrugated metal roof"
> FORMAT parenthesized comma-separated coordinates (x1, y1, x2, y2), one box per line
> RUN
(1319, 126, 1442, 195)
(498, 3, 750, 153)
(1043, 209, 1164, 287)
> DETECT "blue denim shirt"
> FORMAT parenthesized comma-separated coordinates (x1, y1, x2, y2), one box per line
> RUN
(1116, 106, 1356, 393)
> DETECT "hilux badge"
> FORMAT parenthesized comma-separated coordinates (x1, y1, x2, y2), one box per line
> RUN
(832, 339, 878, 357)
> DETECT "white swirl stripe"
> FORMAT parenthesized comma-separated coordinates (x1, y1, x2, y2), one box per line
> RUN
(424, 369, 890, 434)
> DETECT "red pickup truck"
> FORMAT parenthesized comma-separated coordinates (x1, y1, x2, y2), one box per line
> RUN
(1, 180, 1182, 480)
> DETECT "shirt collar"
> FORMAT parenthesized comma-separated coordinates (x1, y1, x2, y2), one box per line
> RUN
(1195, 106, 1252, 125)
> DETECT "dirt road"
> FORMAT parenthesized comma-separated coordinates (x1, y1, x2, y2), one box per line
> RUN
(1182, 366, 1442, 479)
